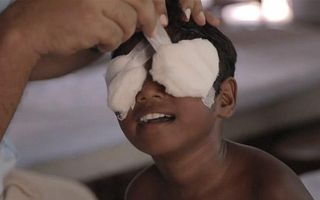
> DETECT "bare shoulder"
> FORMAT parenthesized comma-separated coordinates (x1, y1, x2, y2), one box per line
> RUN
(125, 165, 163, 200)
(229, 141, 313, 200)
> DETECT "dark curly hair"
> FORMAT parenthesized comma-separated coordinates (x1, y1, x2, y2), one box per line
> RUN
(112, 0, 237, 94)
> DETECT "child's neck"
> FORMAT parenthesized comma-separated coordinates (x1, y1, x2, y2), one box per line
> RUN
(153, 128, 233, 198)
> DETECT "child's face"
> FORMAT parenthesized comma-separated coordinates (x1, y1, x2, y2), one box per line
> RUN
(118, 64, 219, 156)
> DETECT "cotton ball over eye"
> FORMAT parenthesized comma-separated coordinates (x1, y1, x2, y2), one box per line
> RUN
(150, 38, 219, 106)
(106, 56, 147, 120)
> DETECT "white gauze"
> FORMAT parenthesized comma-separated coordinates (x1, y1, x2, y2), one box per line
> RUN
(150, 38, 219, 107)
(106, 41, 153, 120)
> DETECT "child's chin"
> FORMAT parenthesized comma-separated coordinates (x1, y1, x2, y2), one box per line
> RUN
(135, 142, 182, 158)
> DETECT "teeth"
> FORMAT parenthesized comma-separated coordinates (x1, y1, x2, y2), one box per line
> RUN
(140, 113, 172, 123)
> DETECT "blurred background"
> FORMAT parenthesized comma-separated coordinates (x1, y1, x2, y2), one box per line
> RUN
(2, 0, 320, 199)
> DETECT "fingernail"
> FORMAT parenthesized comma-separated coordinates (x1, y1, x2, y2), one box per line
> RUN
(198, 12, 206, 25)
(184, 8, 191, 21)
(160, 14, 168, 26)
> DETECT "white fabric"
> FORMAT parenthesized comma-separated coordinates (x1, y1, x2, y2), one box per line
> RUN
(0, 136, 16, 199)
(106, 39, 219, 120)
(301, 170, 320, 200)
(0, 0, 14, 13)
(3, 169, 97, 200)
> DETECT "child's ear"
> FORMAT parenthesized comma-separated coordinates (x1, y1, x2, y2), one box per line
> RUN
(215, 78, 237, 118)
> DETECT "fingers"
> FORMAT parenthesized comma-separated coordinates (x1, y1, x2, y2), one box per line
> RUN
(180, 0, 194, 21)
(180, 0, 206, 26)
(101, 1, 137, 41)
(153, 0, 168, 26)
(191, 0, 206, 26)
(205, 11, 220, 26)
(97, 17, 125, 51)
(124, 0, 157, 37)
(97, 0, 218, 53)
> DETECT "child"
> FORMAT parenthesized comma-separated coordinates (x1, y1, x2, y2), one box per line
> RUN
(107, 1, 313, 199)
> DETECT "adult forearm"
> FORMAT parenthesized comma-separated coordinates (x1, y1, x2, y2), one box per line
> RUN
(0, 28, 39, 139)
(30, 49, 102, 81)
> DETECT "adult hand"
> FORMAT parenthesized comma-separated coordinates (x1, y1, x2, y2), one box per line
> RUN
(1, 0, 157, 57)
(28, 0, 219, 80)
(0, 0, 158, 137)
(154, 0, 220, 26)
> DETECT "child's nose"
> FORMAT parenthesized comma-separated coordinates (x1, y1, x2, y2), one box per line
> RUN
(136, 76, 165, 103)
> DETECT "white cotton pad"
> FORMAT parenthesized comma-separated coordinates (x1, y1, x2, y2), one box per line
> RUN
(106, 41, 154, 120)
(150, 38, 219, 101)
(106, 56, 147, 120)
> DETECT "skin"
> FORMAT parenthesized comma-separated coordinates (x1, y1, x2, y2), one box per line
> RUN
(119, 65, 313, 200)
(0, 0, 212, 140)
(29, 0, 220, 81)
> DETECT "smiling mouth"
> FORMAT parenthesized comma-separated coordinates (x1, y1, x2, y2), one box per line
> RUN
(139, 113, 175, 124)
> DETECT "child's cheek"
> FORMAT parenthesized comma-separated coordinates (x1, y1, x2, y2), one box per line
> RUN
(118, 114, 136, 138)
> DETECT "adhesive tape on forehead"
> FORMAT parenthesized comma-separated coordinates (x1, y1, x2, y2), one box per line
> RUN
(106, 40, 154, 120)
